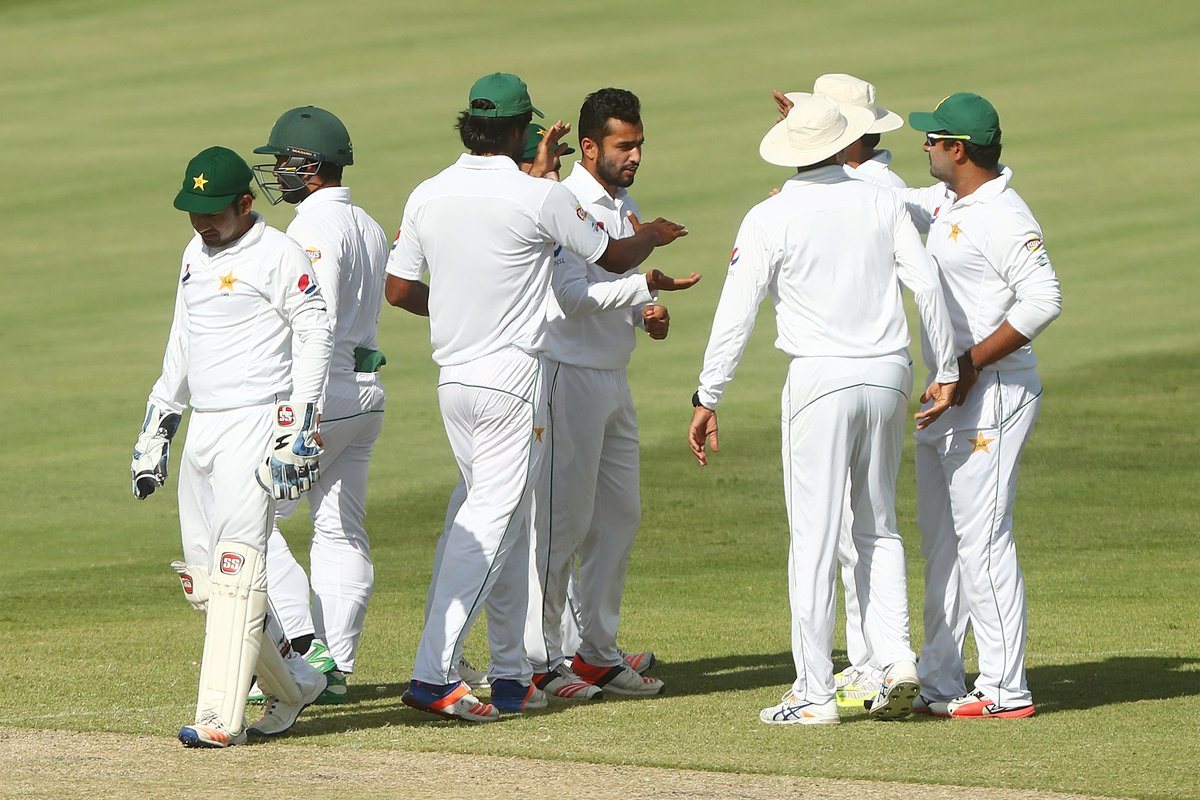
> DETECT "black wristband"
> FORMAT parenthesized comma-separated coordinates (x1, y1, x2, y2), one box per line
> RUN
(691, 390, 705, 408)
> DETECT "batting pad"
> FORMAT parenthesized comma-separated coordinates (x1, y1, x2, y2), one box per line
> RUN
(254, 609, 305, 706)
(171, 561, 209, 611)
(195, 542, 267, 733)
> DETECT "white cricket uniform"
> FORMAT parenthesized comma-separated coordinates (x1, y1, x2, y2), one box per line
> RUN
(833, 149, 907, 671)
(387, 153, 609, 685)
(523, 164, 658, 673)
(146, 214, 333, 569)
(898, 167, 1062, 707)
(696, 166, 957, 704)
(262, 187, 390, 673)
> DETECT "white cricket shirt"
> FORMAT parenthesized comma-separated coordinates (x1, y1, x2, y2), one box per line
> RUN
(148, 214, 333, 413)
(848, 149, 907, 189)
(543, 164, 656, 370)
(697, 165, 958, 409)
(387, 154, 610, 367)
(287, 187, 389, 413)
(897, 167, 1062, 373)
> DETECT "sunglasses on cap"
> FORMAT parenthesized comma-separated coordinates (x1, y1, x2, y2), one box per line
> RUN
(925, 132, 972, 147)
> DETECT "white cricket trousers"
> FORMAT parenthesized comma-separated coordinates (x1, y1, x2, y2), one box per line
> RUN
(178, 405, 275, 565)
(265, 373, 385, 673)
(782, 355, 915, 704)
(412, 348, 547, 685)
(916, 367, 1041, 707)
(526, 360, 641, 672)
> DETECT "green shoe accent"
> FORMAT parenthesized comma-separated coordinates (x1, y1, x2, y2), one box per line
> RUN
(303, 640, 338, 675)
(316, 670, 348, 705)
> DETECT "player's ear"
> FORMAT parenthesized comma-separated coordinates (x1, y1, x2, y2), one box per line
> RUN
(580, 136, 600, 162)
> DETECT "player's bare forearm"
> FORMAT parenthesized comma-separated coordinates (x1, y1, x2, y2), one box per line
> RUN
(596, 212, 687, 274)
(955, 321, 1030, 404)
(385, 275, 430, 317)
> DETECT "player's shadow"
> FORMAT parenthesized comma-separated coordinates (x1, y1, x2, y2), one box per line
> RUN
(642, 650, 799, 697)
(1025, 655, 1200, 714)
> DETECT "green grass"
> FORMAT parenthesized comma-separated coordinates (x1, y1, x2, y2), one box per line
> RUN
(2, 0, 1199, 797)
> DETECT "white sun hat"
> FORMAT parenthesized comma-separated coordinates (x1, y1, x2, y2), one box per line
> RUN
(786, 73, 904, 134)
(759, 94, 876, 168)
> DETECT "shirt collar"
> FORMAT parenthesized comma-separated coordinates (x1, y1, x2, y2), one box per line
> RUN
(781, 164, 851, 188)
(455, 153, 520, 171)
(861, 149, 893, 169)
(952, 165, 1013, 207)
(563, 162, 624, 207)
(295, 186, 352, 214)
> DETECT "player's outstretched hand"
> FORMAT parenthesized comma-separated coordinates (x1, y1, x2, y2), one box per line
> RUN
(688, 406, 719, 466)
(916, 381, 957, 430)
(646, 268, 701, 292)
(643, 304, 670, 340)
(131, 404, 182, 499)
(255, 402, 323, 500)
(628, 211, 688, 247)
(529, 120, 572, 178)
(772, 89, 795, 122)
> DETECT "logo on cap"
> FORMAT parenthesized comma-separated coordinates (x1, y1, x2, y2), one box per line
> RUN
(220, 552, 244, 575)
(192, 173, 208, 191)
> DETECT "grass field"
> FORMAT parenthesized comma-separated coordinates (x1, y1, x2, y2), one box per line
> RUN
(2, 1, 1199, 798)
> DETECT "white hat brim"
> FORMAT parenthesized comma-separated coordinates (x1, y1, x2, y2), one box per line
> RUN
(785, 91, 904, 134)
(760, 103, 876, 168)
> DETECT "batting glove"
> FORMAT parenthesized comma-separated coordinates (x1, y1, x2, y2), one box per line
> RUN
(131, 404, 182, 499)
(255, 401, 321, 501)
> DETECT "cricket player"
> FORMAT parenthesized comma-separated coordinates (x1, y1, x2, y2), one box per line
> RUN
(243, 106, 390, 705)
(900, 93, 1062, 719)
(385, 73, 687, 722)
(526, 87, 699, 700)
(689, 96, 960, 725)
(131, 146, 332, 747)
(772, 73, 926, 708)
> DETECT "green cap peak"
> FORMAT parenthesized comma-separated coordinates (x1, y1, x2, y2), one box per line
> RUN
(253, 106, 354, 166)
(468, 73, 543, 119)
(173, 146, 253, 214)
(908, 92, 1001, 146)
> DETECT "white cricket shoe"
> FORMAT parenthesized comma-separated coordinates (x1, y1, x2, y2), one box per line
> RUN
(178, 712, 247, 748)
(835, 665, 880, 708)
(619, 649, 657, 674)
(572, 653, 664, 696)
(533, 664, 604, 701)
(759, 692, 839, 725)
(248, 655, 328, 737)
(865, 660, 920, 721)
(457, 657, 489, 691)
(402, 680, 500, 723)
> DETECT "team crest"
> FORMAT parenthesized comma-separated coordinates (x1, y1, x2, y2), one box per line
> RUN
(219, 552, 244, 575)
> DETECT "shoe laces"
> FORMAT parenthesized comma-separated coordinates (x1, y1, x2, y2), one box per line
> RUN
(197, 711, 227, 730)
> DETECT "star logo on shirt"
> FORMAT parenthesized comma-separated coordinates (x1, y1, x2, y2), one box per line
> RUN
(193, 173, 209, 191)
(970, 434, 993, 454)
(534, 427, 545, 443)
(949, 223, 963, 241)
(218, 271, 238, 292)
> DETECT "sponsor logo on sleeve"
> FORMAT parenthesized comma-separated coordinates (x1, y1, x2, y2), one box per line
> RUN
(219, 552, 244, 575)
(181, 264, 191, 284)
(575, 205, 587, 221)
(1023, 237, 1044, 252)
(596, 220, 606, 231)
(277, 405, 296, 426)
(729, 247, 740, 266)
(305, 247, 322, 263)
(297, 274, 318, 295)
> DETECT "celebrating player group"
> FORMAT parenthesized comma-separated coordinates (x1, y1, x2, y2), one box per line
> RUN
(130, 69, 1061, 747)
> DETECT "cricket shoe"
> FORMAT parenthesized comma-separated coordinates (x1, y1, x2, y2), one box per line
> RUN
(178, 713, 247, 748)
(619, 649, 657, 675)
(248, 660, 329, 737)
(759, 692, 839, 725)
(402, 680, 499, 723)
(944, 690, 1036, 719)
(864, 660, 920, 721)
(533, 664, 603, 701)
(248, 639, 338, 704)
(317, 670, 348, 705)
(571, 654, 665, 696)
(911, 694, 949, 716)
(835, 665, 880, 709)
(490, 678, 549, 713)
(457, 657, 489, 691)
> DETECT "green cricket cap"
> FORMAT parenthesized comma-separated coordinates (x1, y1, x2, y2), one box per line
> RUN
(173, 146, 253, 213)
(908, 92, 1002, 146)
(522, 123, 576, 161)
(468, 72, 543, 119)
(254, 106, 354, 166)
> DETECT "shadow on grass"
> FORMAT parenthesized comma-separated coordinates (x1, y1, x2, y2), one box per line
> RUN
(1027, 655, 1200, 714)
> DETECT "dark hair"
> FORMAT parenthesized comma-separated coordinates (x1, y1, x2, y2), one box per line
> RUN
(860, 133, 881, 151)
(316, 162, 343, 182)
(963, 139, 1002, 170)
(455, 100, 532, 155)
(578, 88, 641, 144)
